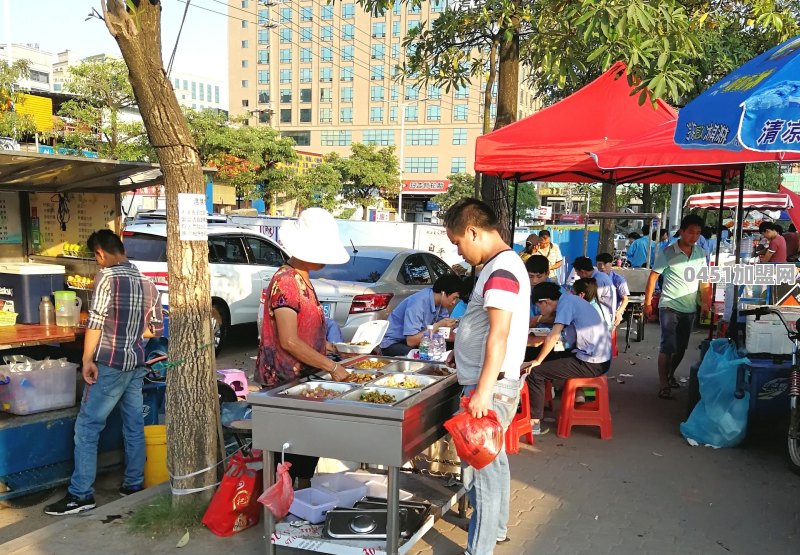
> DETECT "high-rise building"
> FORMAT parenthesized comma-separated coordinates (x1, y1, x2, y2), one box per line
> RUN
(169, 70, 228, 114)
(227, 0, 540, 221)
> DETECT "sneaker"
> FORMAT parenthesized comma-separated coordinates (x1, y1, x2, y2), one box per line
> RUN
(44, 494, 95, 515)
(531, 422, 550, 435)
(119, 484, 145, 496)
(497, 537, 511, 544)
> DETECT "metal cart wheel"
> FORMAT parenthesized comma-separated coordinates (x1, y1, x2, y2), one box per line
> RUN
(636, 314, 645, 342)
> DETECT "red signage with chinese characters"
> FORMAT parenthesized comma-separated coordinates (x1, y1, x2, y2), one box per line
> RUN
(401, 180, 450, 194)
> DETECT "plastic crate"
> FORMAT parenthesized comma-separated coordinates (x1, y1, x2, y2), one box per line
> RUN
(0, 312, 18, 326)
(289, 487, 338, 524)
(0, 361, 78, 415)
(364, 481, 413, 501)
(310, 472, 367, 508)
(746, 359, 792, 417)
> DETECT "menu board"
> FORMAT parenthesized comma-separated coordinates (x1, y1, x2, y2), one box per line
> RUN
(28, 192, 117, 256)
(0, 193, 22, 244)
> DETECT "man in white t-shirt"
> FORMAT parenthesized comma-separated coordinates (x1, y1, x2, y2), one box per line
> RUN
(444, 198, 529, 555)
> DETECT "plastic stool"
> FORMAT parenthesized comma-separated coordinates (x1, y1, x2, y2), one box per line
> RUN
(217, 369, 248, 397)
(504, 382, 534, 454)
(557, 375, 612, 439)
(544, 379, 554, 411)
(611, 328, 619, 359)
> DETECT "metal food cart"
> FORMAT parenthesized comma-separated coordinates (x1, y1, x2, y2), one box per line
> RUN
(249, 356, 463, 555)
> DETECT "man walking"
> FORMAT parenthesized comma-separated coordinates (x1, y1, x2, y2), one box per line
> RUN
(645, 215, 711, 400)
(444, 199, 529, 555)
(45, 230, 163, 515)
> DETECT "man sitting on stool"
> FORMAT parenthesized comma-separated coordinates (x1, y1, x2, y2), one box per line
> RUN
(523, 282, 612, 435)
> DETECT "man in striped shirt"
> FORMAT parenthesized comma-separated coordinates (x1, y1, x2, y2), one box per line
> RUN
(46, 230, 163, 516)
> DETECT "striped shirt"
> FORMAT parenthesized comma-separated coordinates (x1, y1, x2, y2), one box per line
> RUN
(87, 261, 163, 371)
(454, 250, 530, 385)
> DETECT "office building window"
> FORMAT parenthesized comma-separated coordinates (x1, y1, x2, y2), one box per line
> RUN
(391, 43, 400, 58)
(280, 29, 292, 43)
(426, 105, 441, 122)
(215, 86, 220, 104)
(280, 48, 291, 63)
(174, 78, 180, 89)
(259, 110, 271, 124)
(342, 3, 355, 18)
(280, 69, 292, 83)
(241, 79, 249, 88)
(404, 85, 419, 100)
(452, 128, 467, 145)
(390, 106, 398, 121)
(300, 6, 312, 21)
(370, 85, 385, 101)
(181, 79, 187, 90)
(300, 68, 312, 83)
(322, 5, 333, 19)
(320, 107, 332, 123)
(300, 88, 312, 102)
(341, 87, 353, 102)
(300, 48, 312, 62)
(492, 82, 498, 96)
(432, 0, 445, 12)
(258, 29, 269, 44)
(491, 104, 497, 118)
(455, 85, 469, 99)
(342, 45, 354, 61)
(372, 22, 386, 38)
(241, 40, 250, 48)
(258, 70, 270, 84)
(407, 129, 438, 145)
(405, 157, 438, 173)
(408, 3, 421, 13)
(407, 20, 420, 32)
(242, 99, 250, 108)
(280, 7, 292, 22)
(301, 27, 312, 42)
(242, 20, 249, 28)
(393, 0, 401, 15)
(405, 105, 418, 121)
(390, 85, 399, 101)
(300, 108, 312, 123)
(371, 44, 385, 59)
(340, 107, 353, 123)
(241, 0, 249, 7)
(241, 60, 249, 68)
(427, 85, 441, 99)
(258, 49, 269, 64)
(371, 65, 385, 80)
(342, 24, 355, 40)
(280, 89, 292, 103)
(321, 26, 333, 41)
(320, 67, 333, 82)
(207, 84, 212, 102)
(370, 106, 383, 123)
(258, 8, 270, 24)
(454, 105, 468, 121)
(258, 90, 270, 104)
(283, 131, 311, 146)
(363, 129, 395, 145)
(280, 109, 292, 123)
(321, 47, 333, 62)
(199, 83, 205, 100)
(321, 130, 352, 146)
(451, 157, 467, 173)
(320, 87, 332, 102)
(392, 20, 400, 37)
(341, 66, 354, 82)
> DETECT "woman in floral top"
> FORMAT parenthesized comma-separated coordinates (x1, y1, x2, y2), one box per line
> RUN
(255, 208, 350, 485)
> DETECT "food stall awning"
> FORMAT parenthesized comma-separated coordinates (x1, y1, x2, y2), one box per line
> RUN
(684, 190, 793, 210)
(0, 150, 215, 193)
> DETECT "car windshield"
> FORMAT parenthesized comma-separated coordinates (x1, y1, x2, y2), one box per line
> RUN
(310, 256, 391, 283)
(123, 233, 167, 261)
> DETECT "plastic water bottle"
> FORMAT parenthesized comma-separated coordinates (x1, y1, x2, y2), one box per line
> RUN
(431, 331, 443, 361)
(419, 325, 433, 360)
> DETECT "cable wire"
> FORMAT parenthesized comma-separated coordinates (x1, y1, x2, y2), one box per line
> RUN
(167, 0, 193, 78)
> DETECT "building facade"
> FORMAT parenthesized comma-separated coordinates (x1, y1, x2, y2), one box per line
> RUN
(169, 70, 228, 113)
(0, 43, 52, 92)
(227, 0, 540, 220)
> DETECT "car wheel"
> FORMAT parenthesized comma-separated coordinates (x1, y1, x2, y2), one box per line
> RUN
(211, 302, 229, 354)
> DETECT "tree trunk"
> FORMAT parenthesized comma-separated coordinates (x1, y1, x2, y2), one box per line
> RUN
(474, 40, 500, 200)
(102, 0, 217, 505)
(599, 182, 616, 254)
(482, 175, 511, 244)
(361, 203, 369, 220)
(641, 182, 652, 214)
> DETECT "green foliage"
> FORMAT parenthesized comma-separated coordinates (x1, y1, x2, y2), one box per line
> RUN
(127, 492, 207, 537)
(744, 162, 781, 192)
(436, 173, 476, 212)
(183, 108, 233, 165)
(508, 182, 540, 222)
(0, 59, 37, 139)
(296, 160, 343, 211)
(332, 143, 400, 219)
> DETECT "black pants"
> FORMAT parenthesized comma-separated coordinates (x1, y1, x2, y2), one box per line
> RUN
(381, 342, 413, 356)
(526, 352, 610, 420)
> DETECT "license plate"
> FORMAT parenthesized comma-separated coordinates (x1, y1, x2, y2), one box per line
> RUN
(321, 302, 334, 319)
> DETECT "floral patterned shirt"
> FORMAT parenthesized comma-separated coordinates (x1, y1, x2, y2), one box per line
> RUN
(256, 265, 327, 388)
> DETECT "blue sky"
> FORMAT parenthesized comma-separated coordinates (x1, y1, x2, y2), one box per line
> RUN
(0, 0, 227, 78)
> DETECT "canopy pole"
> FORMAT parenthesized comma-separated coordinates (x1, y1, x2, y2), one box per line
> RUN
(709, 173, 728, 339)
(510, 178, 519, 246)
(729, 168, 747, 342)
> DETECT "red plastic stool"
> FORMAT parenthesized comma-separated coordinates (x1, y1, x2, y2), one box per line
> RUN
(504, 382, 534, 454)
(556, 375, 612, 439)
(611, 328, 619, 359)
(544, 379, 554, 411)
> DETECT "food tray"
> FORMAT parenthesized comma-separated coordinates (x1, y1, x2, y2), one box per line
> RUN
(317, 368, 382, 385)
(416, 366, 455, 377)
(310, 472, 368, 509)
(347, 357, 393, 371)
(279, 382, 357, 400)
(372, 373, 439, 390)
(382, 360, 429, 373)
(338, 386, 417, 406)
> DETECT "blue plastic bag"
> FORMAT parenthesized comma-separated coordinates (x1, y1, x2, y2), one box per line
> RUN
(680, 339, 751, 448)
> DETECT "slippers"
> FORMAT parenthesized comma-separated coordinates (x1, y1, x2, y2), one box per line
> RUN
(658, 387, 674, 400)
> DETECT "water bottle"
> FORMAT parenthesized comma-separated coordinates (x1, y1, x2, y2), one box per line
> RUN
(419, 325, 433, 360)
(431, 331, 443, 361)
(39, 296, 55, 326)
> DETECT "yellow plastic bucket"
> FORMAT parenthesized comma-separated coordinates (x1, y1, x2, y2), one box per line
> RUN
(143, 425, 168, 488)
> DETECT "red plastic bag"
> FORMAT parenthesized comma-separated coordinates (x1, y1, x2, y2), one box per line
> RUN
(444, 396, 504, 470)
(202, 452, 263, 537)
(257, 462, 294, 520)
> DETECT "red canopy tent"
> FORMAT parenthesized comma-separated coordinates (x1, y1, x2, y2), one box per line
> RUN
(779, 185, 800, 231)
(684, 190, 793, 210)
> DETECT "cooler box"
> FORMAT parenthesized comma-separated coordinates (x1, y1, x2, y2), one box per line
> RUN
(0, 360, 79, 415)
(743, 305, 800, 357)
(0, 263, 66, 324)
(746, 359, 792, 416)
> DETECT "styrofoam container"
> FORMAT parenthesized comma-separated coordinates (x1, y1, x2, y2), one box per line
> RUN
(310, 472, 368, 508)
(744, 305, 800, 356)
(0, 361, 78, 415)
(289, 487, 338, 524)
(364, 481, 413, 501)
(335, 319, 389, 354)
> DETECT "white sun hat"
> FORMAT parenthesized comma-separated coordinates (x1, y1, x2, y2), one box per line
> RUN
(279, 208, 350, 265)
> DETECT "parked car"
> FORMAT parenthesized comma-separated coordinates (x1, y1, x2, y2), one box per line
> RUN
(123, 222, 290, 352)
(257, 246, 457, 342)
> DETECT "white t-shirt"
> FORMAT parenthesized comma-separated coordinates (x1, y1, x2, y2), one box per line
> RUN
(454, 250, 531, 385)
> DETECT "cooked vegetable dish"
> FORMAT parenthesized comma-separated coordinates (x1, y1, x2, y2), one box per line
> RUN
(344, 372, 378, 384)
(300, 386, 339, 399)
(349, 340, 371, 346)
(360, 391, 396, 404)
(381, 376, 421, 389)
(425, 367, 451, 377)
(353, 359, 389, 370)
